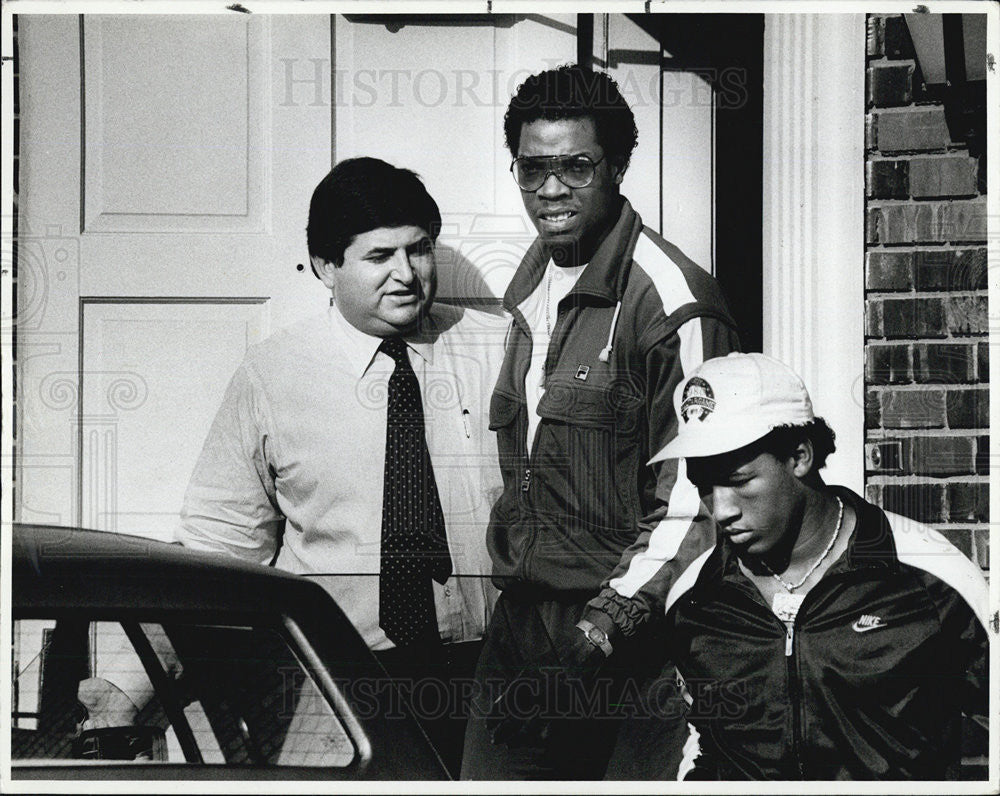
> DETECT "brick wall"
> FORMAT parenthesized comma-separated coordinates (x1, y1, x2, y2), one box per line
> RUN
(864, 13, 989, 575)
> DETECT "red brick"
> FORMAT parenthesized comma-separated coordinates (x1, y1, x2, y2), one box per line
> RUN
(883, 16, 916, 60)
(946, 388, 989, 428)
(912, 343, 975, 383)
(865, 114, 878, 151)
(865, 389, 881, 428)
(908, 435, 975, 475)
(865, 200, 988, 245)
(913, 249, 987, 291)
(973, 529, 989, 568)
(875, 108, 951, 153)
(953, 248, 989, 290)
(977, 342, 988, 380)
(867, 63, 914, 107)
(909, 154, 978, 198)
(936, 527, 974, 559)
(947, 482, 988, 523)
(882, 483, 944, 523)
(866, 204, 915, 244)
(911, 200, 989, 243)
(867, 202, 984, 245)
(866, 250, 913, 290)
(866, 159, 910, 198)
(945, 296, 989, 335)
(880, 297, 945, 338)
(866, 15, 884, 58)
(866, 344, 910, 384)
(865, 483, 882, 504)
(975, 435, 989, 475)
(912, 249, 954, 290)
(932, 199, 988, 243)
(880, 388, 946, 428)
(865, 299, 883, 337)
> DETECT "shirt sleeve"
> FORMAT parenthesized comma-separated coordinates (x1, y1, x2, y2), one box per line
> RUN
(175, 360, 285, 564)
(583, 311, 740, 640)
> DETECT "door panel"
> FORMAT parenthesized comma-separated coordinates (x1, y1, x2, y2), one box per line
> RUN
(17, 15, 331, 533)
(80, 300, 267, 540)
(82, 17, 267, 232)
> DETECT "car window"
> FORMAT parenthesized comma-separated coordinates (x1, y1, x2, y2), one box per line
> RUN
(11, 618, 359, 768)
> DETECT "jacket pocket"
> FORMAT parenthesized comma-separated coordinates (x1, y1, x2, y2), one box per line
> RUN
(489, 390, 521, 431)
(536, 382, 616, 426)
(532, 384, 637, 545)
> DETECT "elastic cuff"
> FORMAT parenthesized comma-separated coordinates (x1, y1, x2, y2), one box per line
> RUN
(585, 589, 647, 638)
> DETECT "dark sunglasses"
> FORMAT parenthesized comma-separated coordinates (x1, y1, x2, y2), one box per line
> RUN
(510, 154, 606, 191)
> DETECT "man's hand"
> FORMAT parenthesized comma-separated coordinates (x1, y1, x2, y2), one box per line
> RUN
(76, 677, 140, 730)
(489, 626, 609, 748)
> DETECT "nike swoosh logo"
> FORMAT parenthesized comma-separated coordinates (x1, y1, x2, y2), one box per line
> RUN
(852, 620, 887, 633)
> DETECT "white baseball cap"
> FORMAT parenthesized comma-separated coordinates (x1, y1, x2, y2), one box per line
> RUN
(649, 352, 814, 463)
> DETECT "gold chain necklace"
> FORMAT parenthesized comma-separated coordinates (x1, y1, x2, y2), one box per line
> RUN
(763, 497, 844, 592)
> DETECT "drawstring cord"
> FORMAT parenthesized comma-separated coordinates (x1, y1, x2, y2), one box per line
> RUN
(599, 300, 622, 363)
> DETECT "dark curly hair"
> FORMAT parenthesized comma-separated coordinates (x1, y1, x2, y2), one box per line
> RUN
(757, 419, 838, 471)
(503, 64, 639, 172)
(306, 157, 441, 275)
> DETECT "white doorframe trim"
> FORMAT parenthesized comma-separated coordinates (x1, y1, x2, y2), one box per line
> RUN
(762, 13, 866, 493)
(1, 11, 15, 530)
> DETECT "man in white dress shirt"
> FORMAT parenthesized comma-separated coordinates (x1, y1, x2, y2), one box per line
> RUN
(80, 157, 506, 774)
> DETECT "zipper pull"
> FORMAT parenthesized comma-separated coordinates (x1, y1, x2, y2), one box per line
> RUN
(785, 623, 794, 657)
(521, 468, 532, 492)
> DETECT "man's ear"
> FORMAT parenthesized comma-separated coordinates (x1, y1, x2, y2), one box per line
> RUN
(312, 255, 337, 290)
(611, 158, 628, 185)
(790, 440, 815, 479)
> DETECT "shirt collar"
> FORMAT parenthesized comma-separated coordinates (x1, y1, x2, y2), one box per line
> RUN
(327, 301, 435, 380)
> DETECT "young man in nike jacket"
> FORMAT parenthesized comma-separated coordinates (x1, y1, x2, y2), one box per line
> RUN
(653, 353, 989, 780)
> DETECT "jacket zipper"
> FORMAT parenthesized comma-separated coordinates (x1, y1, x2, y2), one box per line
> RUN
(514, 304, 547, 580)
(731, 578, 808, 779)
(516, 398, 538, 580)
(784, 619, 806, 779)
(516, 286, 576, 578)
(720, 557, 880, 779)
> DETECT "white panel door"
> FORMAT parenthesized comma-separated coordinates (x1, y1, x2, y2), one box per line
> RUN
(16, 15, 332, 538)
(333, 14, 579, 302)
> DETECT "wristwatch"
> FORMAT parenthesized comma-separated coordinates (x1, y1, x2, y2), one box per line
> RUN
(576, 618, 613, 657)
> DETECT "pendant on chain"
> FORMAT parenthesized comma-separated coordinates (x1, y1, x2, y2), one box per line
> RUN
(772, 592, 805, 623)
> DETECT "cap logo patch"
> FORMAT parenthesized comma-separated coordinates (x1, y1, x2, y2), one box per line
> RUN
(681, 377, 715, 422)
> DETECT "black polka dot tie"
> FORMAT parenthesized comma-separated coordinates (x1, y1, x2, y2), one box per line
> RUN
(378, 337, 453, 648)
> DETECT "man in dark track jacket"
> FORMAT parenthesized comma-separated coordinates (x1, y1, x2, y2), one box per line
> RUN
(461, 65, 741, 780)
(652, 352, 990, 780)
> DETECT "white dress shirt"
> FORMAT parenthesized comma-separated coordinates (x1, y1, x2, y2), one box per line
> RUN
(177, 302, 507, 649)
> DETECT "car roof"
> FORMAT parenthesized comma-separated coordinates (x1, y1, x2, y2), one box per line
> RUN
(12, 523, 333, 618)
